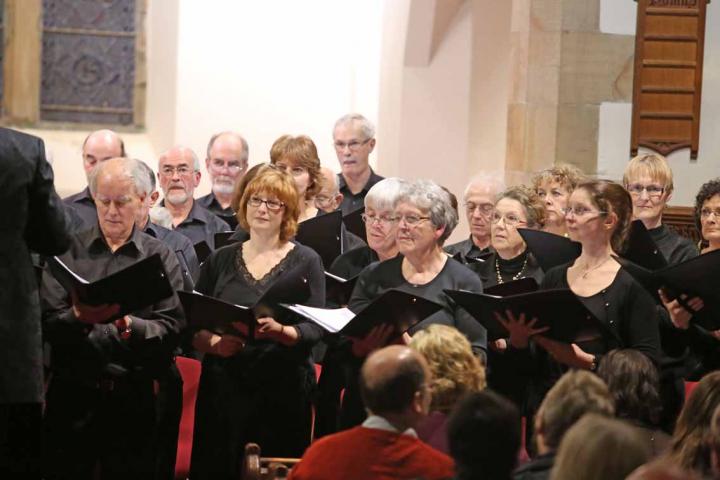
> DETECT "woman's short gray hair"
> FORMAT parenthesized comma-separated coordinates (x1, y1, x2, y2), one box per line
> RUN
(88, 157, 153, 198)
(365, 177, 407, 212)
(396, 179, 459, 244)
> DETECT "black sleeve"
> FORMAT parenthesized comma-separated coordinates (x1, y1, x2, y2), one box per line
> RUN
(452, 270, 487, 357)
(25, 137, 70, 255)
(292, 250, 326, 346)
(620, 279, 662, 364)
(347, 264, 378, 314)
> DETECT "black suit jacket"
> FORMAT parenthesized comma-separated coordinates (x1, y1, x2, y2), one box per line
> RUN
(0, 128, 70, 403)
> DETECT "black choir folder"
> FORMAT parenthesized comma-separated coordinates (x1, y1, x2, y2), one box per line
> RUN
(343, 207, 366, 243)
(324, 271, 359, 306)
(445, 288, 603, 343)
(616, 249, 720, 331)
(47, 254, 174, 319)
(623, 220, 668, 270)
(296, 210, 343, 267)
(178, 265, 312, 340)
(518, 228, 581, 273)
(283, 289, 443, 338)
(193, 241, 213, 264)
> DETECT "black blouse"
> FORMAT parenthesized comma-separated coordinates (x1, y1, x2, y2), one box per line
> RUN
(648, 224, 698, 265)
(348, 255, 487, 354)
(476, 250, 544, 290)
(195, 242, 326, 379)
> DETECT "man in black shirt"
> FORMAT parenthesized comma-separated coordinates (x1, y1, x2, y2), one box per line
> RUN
(158, 146, 230, 249)
(63, 129, 125, 228)
(136, 161, 199, 287)
(333, 114, 384, 215)
(0, 128, 70, 479)
(41, 157, 185, 479)
(445, 174, 504, 263)
(196, 131, 248, 228)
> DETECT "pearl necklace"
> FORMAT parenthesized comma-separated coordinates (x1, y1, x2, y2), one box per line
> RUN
(495, 255, 528, 284)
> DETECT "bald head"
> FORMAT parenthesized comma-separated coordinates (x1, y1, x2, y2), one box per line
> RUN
(82, 129, 125, 178)
(315, 167, 343, 213)
(360, 345, 430, 416)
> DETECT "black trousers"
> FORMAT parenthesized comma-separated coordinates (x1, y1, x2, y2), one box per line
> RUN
(0, 403, 43, 479)
(43, 374, 159, 480)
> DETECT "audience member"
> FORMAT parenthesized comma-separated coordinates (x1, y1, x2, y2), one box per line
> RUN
(550, 414, 652, 480)
(64, 129, 125, 227)
(662, 371, 720, 477)
(158, 146, 230, 248)
(597, 349, 670, 456)
(448, 390, 521, 480)
(290, 345, 454, 480)
(0, 128, 70, 479)
(41, 157, 186, 479)
(446, 173, 505, 262)
(333, 113, 383, 215)
(531, 163, 585, 237)
(197, 131, 249, 227)
(514, 370, 615, 480)
(409, 324, 486, 453)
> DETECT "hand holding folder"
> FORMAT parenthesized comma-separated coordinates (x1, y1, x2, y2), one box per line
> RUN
(282, 289, 443, 339)
(47, 254, 174, 322)
(179, 265, 312, 340)
(445, 288, 604, 343)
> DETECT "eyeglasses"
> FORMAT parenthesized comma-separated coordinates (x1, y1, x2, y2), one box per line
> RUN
(333, 138, 371, 152)
(210, 159, 246, 173)
(274, 164, 307, 177)
(160, 165, 195, 177)
(491, 212, 526, 227)
(393, 214, 431, 227)
(626, 183, 665, 198)
(247, 196, 285, 212)
(361, 213, 396, 226)
(701, 208, 720, 220)
(563, 206, 608, 217)
(465, 202, 494, 215)
(314, 194, 337, 207)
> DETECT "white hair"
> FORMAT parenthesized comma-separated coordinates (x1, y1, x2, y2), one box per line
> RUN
(396, 179, 459, 244)
(159, 146, 201, 171)
(149, 206, 173, 229)
(333, 113, 375, 140)
(365, 177, 407, 212)
(462, 173, 506, 201)
(88, 157, 152, 197)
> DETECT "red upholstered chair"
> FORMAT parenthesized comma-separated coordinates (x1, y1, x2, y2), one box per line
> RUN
(685, 380, 699, 400)
(174, 356, 202, 480)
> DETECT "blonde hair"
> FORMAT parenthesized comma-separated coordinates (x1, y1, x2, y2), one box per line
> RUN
(409, 324, 486, 413)
(623, 153, 674, 194)
(551, 414, 651, 480)
(236, 166, 300, 242)
(532, 163, 586, 192)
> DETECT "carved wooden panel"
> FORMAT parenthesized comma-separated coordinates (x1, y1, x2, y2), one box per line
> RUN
(630, 0, 710, 159)
(40, 0, 136, 125)
(664, 205, 701, 246)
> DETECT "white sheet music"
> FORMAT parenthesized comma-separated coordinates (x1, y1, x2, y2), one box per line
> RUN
(283, 304, 355, 333)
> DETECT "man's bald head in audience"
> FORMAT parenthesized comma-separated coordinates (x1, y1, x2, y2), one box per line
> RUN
(360, 345, 431, 418)
(82, 129, 125, 178)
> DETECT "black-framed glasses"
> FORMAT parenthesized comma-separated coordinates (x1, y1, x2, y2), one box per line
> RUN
(333, 138, 371, 152)
(626, 183, 665, 198)
(247, 196, 285, 212)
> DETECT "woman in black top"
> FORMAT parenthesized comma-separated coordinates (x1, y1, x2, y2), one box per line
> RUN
(189, 168, 325, 480)
(479, 186, 545, 408)
(339, 179, 485, 428)
(501, 180, 660, 416)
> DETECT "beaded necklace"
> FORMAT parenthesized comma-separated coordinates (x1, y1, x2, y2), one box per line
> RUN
(495, 255, 528, 284)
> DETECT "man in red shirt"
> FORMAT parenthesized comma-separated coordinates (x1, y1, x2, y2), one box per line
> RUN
(290, 345, 454, 480)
